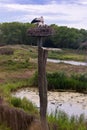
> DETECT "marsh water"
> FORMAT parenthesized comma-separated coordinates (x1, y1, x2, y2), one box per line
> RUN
(47, 59, 87, 66)
(13, 59, 87, 117)
(13, 88, 87, 117)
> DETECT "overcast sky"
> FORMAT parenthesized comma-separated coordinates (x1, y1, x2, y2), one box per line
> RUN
(0, 0, 87, 29)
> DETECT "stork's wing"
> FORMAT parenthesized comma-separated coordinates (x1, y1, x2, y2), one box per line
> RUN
(31, 18, 41, 24)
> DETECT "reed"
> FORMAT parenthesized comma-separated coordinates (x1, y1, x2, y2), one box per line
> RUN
(47, 72, 87, 92)
(31, 71, 87, 92)
(48, 110, 87, 130)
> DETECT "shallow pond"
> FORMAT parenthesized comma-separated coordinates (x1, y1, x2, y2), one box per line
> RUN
(13, 88, 87, 117)
(47, 59, 87, 66)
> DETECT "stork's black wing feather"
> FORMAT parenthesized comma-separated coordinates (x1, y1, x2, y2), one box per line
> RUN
(31, 18, 41, 24)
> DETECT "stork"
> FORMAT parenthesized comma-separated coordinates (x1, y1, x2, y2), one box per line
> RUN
(31, 16, 44, 27)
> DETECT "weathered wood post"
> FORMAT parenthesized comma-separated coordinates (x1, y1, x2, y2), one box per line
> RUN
(27, 26, 54, 130)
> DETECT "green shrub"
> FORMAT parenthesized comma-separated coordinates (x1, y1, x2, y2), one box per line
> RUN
(71, 73, 87, 82)
(47, 72, 87, 91)
(31, 71, 87, 92)
(47, 72, 68, 90)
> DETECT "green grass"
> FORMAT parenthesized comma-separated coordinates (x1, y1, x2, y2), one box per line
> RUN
(2, 59, 35, 70)
(0, 47, 37, 71)
(0, 77, 36, 105)
(48, 49, 86, 61)
(13, 45, 38, 59)
(10, 97, 38, 115)
(0, 124, 11, 130)
(48, 110, 87, 130)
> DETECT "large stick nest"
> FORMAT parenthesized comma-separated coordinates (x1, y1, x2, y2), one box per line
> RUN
(27, 26, 54, 37)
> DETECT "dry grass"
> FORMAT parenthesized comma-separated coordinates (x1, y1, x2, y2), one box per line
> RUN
(0, 70, 35, 84)
(46, 62, 87, 75)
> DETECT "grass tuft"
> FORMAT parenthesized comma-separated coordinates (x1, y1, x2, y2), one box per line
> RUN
(10, 97, 38, 115)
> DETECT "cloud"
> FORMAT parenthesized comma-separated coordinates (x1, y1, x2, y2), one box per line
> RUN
(76, 0, 87, 5)
(0, 0, 87, 29)
(0, 0, 15, 3)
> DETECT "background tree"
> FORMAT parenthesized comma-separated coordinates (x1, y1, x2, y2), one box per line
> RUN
(0, 22, 87, 49)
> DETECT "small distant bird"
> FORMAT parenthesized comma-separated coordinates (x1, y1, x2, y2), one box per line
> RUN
(31, 16, 44, 27)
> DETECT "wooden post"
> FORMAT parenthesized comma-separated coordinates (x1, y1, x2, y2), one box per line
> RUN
(38, 37, 48, 130)
(27, 26, 54, 130)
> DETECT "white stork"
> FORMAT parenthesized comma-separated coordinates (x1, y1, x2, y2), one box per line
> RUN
(31, 16, 44, 27)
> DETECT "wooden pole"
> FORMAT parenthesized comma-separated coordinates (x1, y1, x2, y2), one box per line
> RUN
(38, 37, 48, 130)
(27, 26, 54, 130)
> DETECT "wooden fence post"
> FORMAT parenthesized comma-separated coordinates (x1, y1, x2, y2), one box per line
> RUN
(38, 37, 48, 130)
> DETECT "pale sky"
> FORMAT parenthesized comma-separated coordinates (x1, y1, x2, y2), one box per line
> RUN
(0, 0, 87, 29)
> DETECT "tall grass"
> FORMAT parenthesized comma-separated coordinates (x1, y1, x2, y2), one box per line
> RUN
(31, 71, 87, 92)
(48, 110, 87, 130)
(0, 79, 31, 96)
(47, 72, 87, 92)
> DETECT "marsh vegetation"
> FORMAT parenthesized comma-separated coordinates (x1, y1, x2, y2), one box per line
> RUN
(0, 45, 87, 130)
